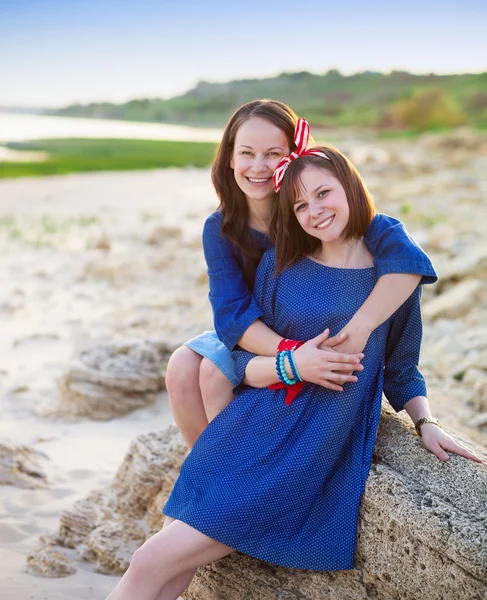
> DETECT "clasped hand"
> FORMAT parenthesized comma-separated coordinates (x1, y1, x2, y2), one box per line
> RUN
(293, 329, 364, 392)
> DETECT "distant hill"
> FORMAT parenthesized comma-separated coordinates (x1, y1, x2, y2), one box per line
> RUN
(53, 70, 487, 130)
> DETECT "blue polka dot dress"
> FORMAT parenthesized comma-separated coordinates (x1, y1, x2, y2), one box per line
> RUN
(163, 249, 427, 571)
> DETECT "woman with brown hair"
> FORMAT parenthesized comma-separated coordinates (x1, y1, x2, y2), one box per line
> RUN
(106, 135, 482, 600)
(165, 99, 436, 449)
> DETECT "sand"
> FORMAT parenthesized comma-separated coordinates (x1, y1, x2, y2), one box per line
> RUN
(0, 168, 218, 599)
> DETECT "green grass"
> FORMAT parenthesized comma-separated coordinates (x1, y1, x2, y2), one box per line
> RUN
(0, 138, 218, 178)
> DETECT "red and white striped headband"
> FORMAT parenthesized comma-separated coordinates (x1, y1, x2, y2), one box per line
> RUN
(273, 118, 329, 192)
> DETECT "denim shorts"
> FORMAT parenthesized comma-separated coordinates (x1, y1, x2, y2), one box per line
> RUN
(184, 330, 239, 387)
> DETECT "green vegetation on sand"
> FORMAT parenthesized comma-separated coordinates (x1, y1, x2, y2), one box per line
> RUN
(0, 138, 218, 179)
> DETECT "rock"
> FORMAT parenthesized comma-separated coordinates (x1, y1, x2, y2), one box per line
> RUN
(424, 129, 487, 153)
(28, 415, 487, 598)
(185, 407, 487, 600)
(28, 426, 187, 576)
(436, 245, 487, 288)
(90, 232, 111, 251)
(422, 279, 485, 320)
(146, 225, 181, 246)
(468, 412, 487, 428)
(112, 429, 187, 519)
(0, 438, 48, 488)
(347, 145, 395, 166)
(27, 535, 76, 578)
(57, 338, 174, 420)
(463, 368, 487, 412)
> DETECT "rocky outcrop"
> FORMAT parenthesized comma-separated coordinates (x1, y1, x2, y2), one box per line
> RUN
(186, 406, 487, 600)
(27, 411, 487, 598)
(0, 438, 49, 488)
(56, 338, 175, 420)
(27, 426, 187, 577)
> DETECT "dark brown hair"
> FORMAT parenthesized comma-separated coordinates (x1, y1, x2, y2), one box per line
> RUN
(211, 99, 312, 289)
(274, 146, 375, 274)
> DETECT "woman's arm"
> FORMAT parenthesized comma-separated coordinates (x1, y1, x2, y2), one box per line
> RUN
(243, 330, 363, 391)
(237, 319, 282, 356)
(328, 273, 420, 353)
(328, 214, 437, 353)
(203, 212, 264, 351)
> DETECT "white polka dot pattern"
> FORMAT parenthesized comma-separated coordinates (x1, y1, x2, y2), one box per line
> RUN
(164, 249, 427, 571)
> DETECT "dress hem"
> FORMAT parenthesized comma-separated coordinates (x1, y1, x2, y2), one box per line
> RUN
(162, 507, 356, 573)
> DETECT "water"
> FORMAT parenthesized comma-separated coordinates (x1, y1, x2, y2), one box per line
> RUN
(0, 112, 223, 144)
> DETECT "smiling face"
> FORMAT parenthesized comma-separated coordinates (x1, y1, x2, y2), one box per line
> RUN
(230, 117, 290, 204)
(293, 166, 350, 244)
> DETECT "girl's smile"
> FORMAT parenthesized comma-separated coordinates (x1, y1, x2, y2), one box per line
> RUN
(293, 166, 349, 243)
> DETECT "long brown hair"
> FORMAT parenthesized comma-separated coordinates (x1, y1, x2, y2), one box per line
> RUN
(275, 146, 375, 274)
(211, 99, 306, 289)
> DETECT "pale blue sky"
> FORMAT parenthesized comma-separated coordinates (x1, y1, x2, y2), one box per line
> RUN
(1, 0, 486, 108)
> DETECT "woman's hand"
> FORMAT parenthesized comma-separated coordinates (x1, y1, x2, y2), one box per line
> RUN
(294, 330, 364, 392)
(322, 321, 371, 354)
(420, 424, 486, 464)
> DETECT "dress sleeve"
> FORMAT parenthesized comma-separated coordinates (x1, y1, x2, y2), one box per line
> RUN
(231, 249, 278, 386)
(364, 213, 437, 285)
(203, 212, 263, 350)
(383, 286, 427, 412)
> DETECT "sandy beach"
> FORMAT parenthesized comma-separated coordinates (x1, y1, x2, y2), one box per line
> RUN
(1, 128, 486, 599)
(0, 167, 219, 599)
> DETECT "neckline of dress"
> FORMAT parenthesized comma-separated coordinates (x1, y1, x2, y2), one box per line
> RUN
(303, 255, 375, 272)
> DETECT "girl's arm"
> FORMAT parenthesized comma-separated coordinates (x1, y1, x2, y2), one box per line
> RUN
(384, 288, 483, 464)
(403, 395, 484, 464)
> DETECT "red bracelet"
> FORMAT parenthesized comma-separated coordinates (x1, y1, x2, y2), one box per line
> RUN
(269, 339, 305, 405)
(277, 338, 304, 352)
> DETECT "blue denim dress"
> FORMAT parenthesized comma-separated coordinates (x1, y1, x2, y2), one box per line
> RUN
(165, 250, 427, 570)
(185, 211, 436, 386)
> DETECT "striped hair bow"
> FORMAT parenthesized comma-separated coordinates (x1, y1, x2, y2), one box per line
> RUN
(273, 118, 329, 192)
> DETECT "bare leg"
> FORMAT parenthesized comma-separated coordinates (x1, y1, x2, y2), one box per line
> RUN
(155, 517, 198, 600)
(155, 566, 197, 600)
(165, 346, 208, 448)
(199, 358, 235, 423)
(106, 520, 233, 600)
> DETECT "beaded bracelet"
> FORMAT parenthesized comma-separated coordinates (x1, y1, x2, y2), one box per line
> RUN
(288, 349, 303, 383)
(276, 350, 298, 386)
(269, 339, 305, 406)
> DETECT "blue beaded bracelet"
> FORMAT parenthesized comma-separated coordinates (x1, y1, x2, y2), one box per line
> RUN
(277, 350, 297, 386)
(289, 349, 303, 382)
(279, 350, 298, 385)
(275, 352, 286, 385)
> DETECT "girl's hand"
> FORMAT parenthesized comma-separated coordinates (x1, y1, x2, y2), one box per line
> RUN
(294, 330, 364, 392)
(420, 424, 486, 464)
